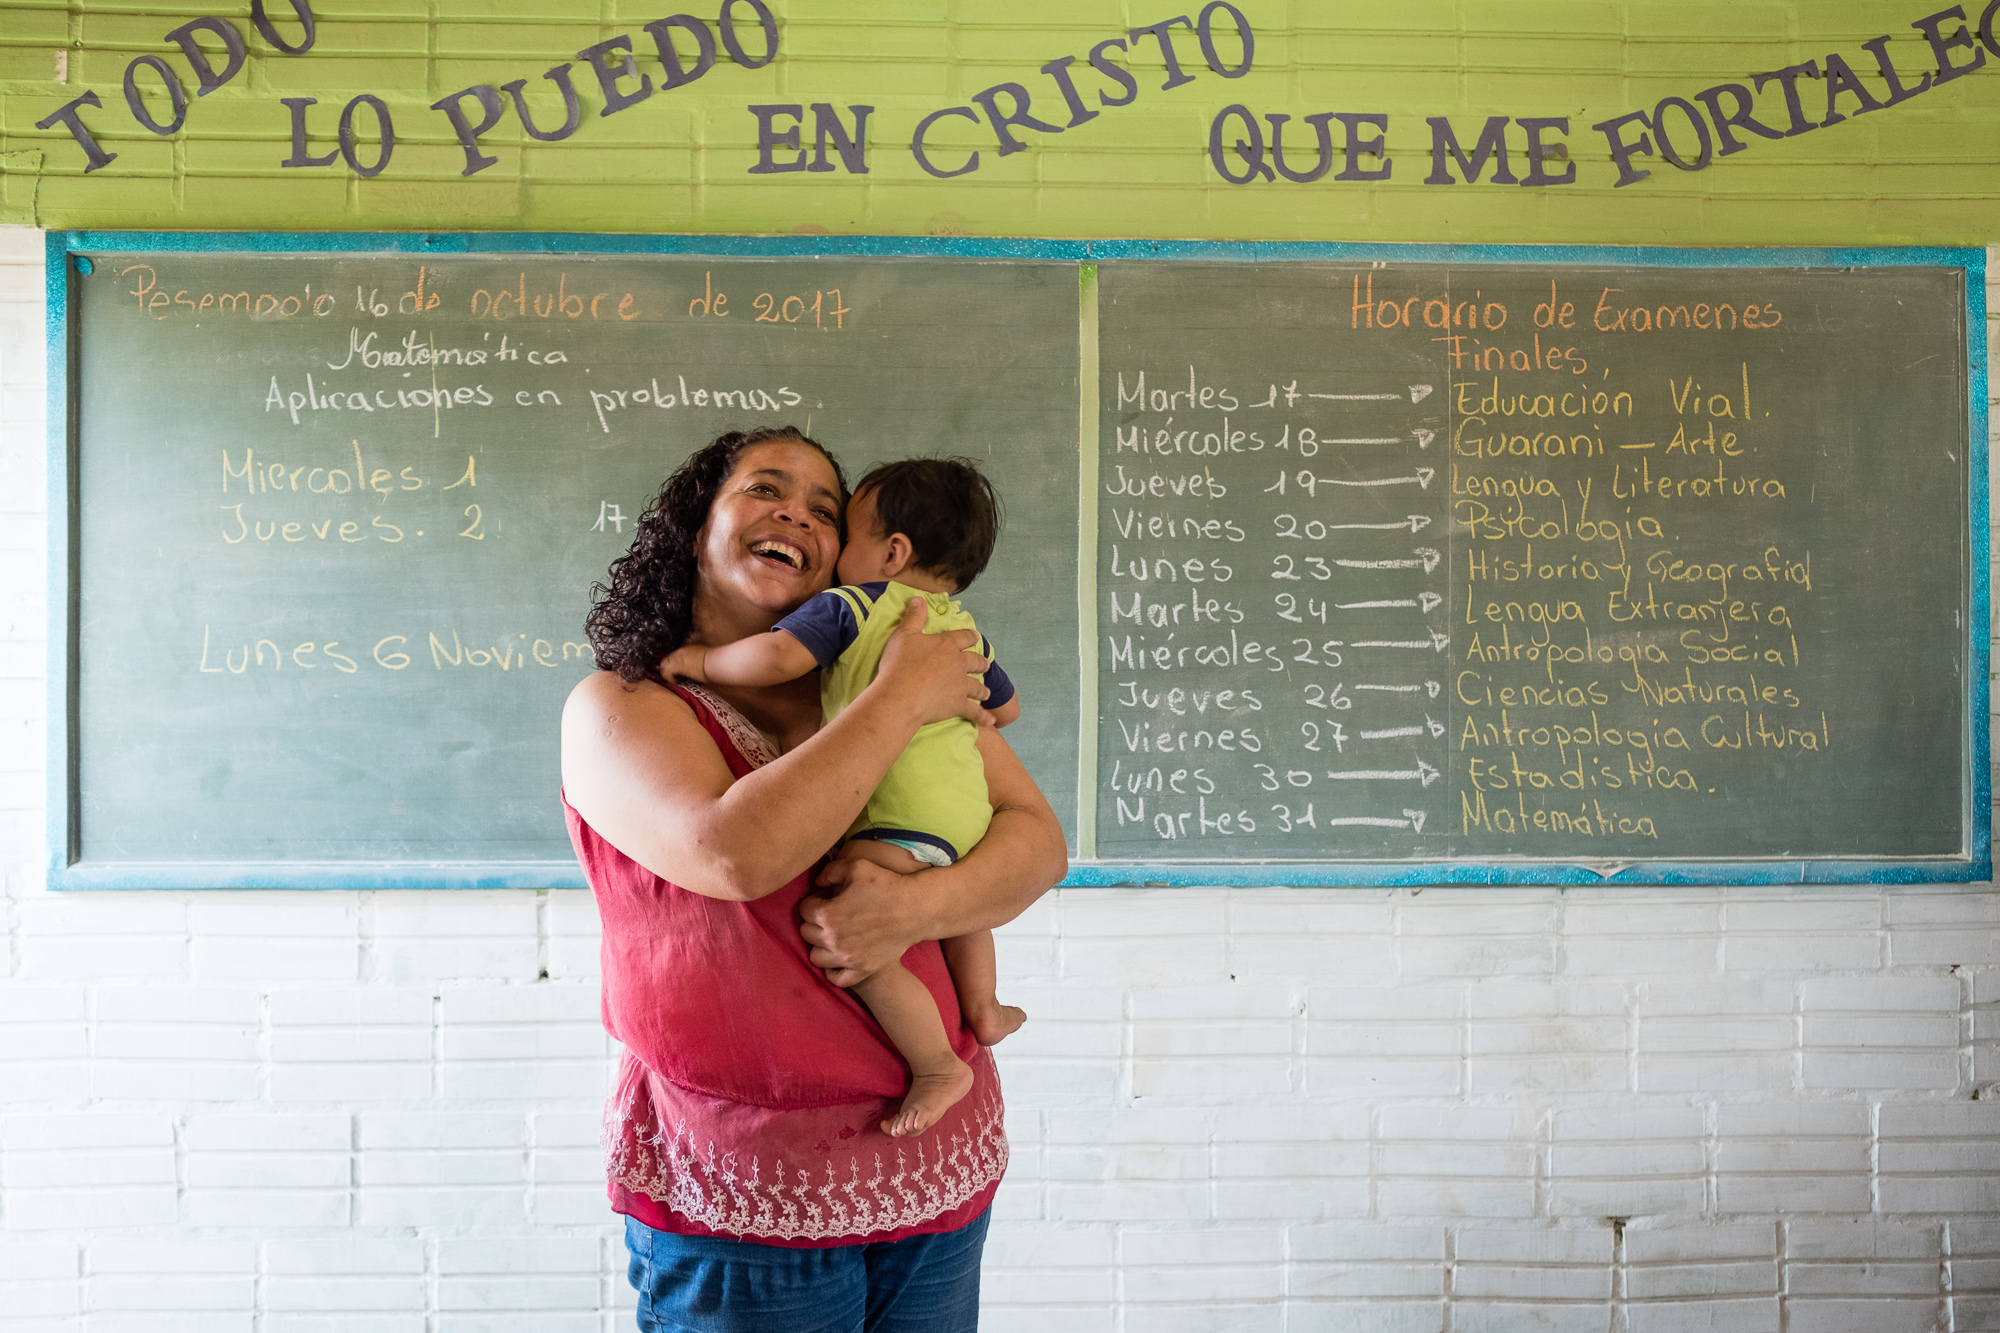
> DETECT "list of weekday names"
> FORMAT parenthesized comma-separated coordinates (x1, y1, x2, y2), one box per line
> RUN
(1093, 263, 1964, 863)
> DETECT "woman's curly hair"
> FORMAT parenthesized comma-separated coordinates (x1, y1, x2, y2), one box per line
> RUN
(585, 426, 845, 684)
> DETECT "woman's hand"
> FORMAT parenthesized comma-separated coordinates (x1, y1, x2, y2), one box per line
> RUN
(799, 857, 921, 986)
(799, 727, 1067, 981)
(873, 599, 989, 726)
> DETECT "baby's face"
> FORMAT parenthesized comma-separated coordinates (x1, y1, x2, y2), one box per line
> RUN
(835, 488, 898, 584)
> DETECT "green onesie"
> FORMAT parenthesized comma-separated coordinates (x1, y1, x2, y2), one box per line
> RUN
(774, 580, 1016, 865)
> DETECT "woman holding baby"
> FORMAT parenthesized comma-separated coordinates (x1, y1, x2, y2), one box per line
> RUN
(561, 425, 1065, 1331)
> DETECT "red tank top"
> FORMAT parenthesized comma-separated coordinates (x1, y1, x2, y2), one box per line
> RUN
(567, 683, 1005, 1246)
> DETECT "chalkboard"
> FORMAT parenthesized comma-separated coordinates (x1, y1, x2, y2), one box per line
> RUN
(48, 236, 1988, 888)
(53, 241, 1079, 886)
(1086, 258, 1983, 877)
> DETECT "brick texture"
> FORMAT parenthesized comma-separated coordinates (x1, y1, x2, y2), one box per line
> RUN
(2, 6, 2000, 242)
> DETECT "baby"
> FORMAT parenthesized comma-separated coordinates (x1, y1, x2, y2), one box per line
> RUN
(663, 456, 1026, 1138)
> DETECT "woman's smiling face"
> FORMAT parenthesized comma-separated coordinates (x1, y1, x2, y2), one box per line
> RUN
(693, 439, 844, 627)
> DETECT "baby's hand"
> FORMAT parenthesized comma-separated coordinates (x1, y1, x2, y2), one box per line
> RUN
(660, 645, 708, 682)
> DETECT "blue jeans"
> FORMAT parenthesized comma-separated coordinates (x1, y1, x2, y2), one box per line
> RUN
(624, 1209, 990, 1333)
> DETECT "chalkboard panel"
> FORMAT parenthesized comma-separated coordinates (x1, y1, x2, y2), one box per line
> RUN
(1091, 260, 1978, 871)
(57, 245, 1079, 885)
(49, 236, 1987, 887)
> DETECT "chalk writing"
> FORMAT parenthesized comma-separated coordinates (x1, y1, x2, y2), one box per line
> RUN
(1095, 260, 1966, 862)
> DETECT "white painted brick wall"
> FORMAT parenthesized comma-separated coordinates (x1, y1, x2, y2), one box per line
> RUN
(2, 224, 1998, 1330)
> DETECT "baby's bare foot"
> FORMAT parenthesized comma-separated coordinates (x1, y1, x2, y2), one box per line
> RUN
(966, 1002, 1026, 1047)
(881, 1057, 975, 1138)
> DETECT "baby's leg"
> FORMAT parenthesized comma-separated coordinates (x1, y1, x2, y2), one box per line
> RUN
(851, 963, 973, 1137)
(840, 840, 1025, 1046)
(835, 838, 972, 1137)
(942, 930, 1025, 1047)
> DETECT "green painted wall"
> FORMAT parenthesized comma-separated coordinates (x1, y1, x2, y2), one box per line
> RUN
(3, 2, 1999, 242)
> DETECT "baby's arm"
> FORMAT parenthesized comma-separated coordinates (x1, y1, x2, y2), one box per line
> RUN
(663, 630, 819, 687)
(979, 643, 1020, 728)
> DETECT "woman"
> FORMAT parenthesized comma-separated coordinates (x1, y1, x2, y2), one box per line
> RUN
(561, 426, 1066, 1332)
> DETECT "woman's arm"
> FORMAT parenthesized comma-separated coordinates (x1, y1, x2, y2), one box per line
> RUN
(799, 724, 1068, 983)
(562, 600, 989, 901)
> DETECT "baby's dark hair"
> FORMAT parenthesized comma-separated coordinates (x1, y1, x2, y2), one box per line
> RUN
(852, 456, 1002, 592)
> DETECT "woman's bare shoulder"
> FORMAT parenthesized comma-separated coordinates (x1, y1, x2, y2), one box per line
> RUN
(564, 669, 701, 731)
(561, 671, 720, 779)
(561, 670, 741, 874)
(567, 668, 668, 711)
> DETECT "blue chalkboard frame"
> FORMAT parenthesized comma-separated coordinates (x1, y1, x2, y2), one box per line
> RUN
(45, 231, 1990, 889)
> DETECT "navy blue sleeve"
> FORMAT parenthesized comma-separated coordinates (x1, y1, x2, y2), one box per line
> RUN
(773, 589, 862, 668)
(980, 638, 1016, 709)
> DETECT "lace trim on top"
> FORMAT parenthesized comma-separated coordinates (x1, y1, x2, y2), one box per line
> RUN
(604, 1054, 1008, 1243)
(677, 681, 780, 769)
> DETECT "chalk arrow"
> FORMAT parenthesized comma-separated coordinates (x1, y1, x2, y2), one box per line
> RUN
(1352, 632, 1450, 651)
(1326, 515, 1434, 534)
(1327, 809, 1429, 832)
(1302, 384, 1434, 404)
(1359, 716, 1443, 741)
(1354, 682, 1442, 697)
(1308, 468, 1433, 491)
(1327, 760, 1440, 786)
(1335, 594, 1442, 612)
(1318, 430, 1438, 449)
(1334, 548, 1441, 575)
